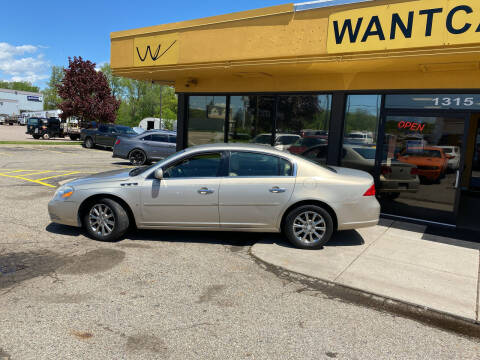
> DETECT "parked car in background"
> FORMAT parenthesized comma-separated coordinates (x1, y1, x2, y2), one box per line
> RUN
(438, 146, 461, 170)
(0, 115, 5, 125)
(301, 145, 420, 198)
(251, 133, 301, 151)
(397, 146, 449, 183)
(288, 136, 327, 155)
(26, 117, 63, 139)
(81, 124, 137, 149)
(300, 129, 328, 139)
(345, 131, 374, 144)
(49, 143, 380, 250)
(113, 130, 177, 165)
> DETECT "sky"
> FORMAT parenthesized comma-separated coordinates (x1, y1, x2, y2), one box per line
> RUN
(1, 0, 291, 89)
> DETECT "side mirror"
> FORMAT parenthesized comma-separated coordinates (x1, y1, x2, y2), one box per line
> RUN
(154, 168, 164, 180)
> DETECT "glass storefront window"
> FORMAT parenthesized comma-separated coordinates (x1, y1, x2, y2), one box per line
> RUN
(341, 95, 381, 173)
(277, 95, 331, 163)
(228, 96, 274, 145)
(188, 96, 226, 146)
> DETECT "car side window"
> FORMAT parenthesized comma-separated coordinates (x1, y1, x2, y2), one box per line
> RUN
(109, 127, 117, 134)
(163, 153, 222, 179)
(168, 135, 176, 144)
(142, 135, 152, 141)
(151, 134, 169, 143)
(228, 151, 292, 177)
(98, 124, 107, 132)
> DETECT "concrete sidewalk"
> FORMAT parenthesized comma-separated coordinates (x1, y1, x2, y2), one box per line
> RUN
(252, 219, 480, 323)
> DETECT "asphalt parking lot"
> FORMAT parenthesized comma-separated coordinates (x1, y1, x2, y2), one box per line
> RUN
(0, 144, 479, 359)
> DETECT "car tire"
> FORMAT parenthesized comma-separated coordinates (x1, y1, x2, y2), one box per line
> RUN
(83, 198, 129, 242)
(129, 149, 147, 166)
(84, 137, 94, 149)
(284, 205, 334, 250)
(32, 135, 40, 140)
(69, 135, 79, 141)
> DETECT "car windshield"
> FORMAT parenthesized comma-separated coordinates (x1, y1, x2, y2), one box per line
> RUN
(294, 138, 324, 147)
(353, 147, 376, 159)
(27, 118, 39, 125)
(129, 150, 185, 176)
(404, 150, 442, 158)
(116, 126, 136, 135)
(277, 136, 299, 145)
(251, 135, 271, 144)
(348, 134, 365, 139)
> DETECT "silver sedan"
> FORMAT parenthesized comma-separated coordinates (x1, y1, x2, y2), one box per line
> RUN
(48, 143, 380, 249)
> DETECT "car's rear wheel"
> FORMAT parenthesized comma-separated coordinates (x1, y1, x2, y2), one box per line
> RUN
(32, 135, 40, 139)
(84, 137, 94, 149)
(284, 205, 334, 249)
(129, 149, 147, 166)
(69, 135, 79, 141)
(83, 198, 129, 242)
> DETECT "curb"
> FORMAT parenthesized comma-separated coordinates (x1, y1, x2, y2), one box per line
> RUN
(249, 246, 480, 339)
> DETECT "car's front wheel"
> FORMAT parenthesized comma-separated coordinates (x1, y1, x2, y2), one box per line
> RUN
(84, 137, 94, 149)
(284, 205, 334, 250)
(129, 149, 147, 166)
(83, 198, 129, 242)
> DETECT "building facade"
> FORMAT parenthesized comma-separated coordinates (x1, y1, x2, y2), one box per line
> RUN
(0, 88, 44, 116)
(110, 0, 480, 231)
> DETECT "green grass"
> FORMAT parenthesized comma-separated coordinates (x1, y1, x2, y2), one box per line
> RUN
(0, 141, 82, 145)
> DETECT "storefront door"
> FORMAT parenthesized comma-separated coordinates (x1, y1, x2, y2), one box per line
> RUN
(378, 113, 467, 225)
(457, 114, 480, 231)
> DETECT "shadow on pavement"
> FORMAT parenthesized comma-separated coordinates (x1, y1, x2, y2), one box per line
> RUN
(46, 223, 83, 237)
(46, 222, 366, 249)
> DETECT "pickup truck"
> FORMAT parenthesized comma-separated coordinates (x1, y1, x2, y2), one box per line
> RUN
(81, 123, 137, 149)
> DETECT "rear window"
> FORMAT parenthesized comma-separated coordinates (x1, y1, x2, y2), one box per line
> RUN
(116, 126, 136, 135)
(353, 147, 376, 159)
(151, 134, 169, 142)
(251, 135, 271, 145)
(27, 118, 39, 125)
(277, 136, 299, 145)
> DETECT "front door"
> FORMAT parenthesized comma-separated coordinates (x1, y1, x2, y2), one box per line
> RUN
(379, 114, 466, 224)
(219, 151, 295, 229)
(139, 152, 223, 228)
(457, 114, 480, 230)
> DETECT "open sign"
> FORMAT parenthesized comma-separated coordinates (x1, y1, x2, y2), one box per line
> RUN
(398, 121, 425, 132)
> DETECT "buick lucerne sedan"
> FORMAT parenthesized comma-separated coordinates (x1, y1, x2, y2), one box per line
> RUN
(48, 144, 380, 249)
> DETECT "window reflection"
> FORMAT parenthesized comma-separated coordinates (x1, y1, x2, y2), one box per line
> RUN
(278, 95, 331, 164)
(188, 96, 226, 146)
(229, 96, 274, 144)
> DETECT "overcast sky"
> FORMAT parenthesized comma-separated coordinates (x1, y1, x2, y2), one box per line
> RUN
(1, 0, 292, 89)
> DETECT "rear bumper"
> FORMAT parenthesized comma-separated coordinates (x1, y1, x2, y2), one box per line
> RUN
(336, 196, 380, 231)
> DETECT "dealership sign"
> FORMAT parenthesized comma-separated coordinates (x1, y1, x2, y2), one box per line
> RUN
(27, 95, 43, 102)
(327, 0, 480, 53)
(133, 33, 179, 67)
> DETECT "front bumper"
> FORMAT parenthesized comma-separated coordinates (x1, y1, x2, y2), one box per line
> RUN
(48, 199, 81, 227)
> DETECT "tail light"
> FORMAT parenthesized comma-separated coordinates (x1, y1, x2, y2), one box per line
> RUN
(363, 184, 376, 196)
(381, 166, 392, 175)
(410, 168, 419, 175)
(115, 139, 121, 145)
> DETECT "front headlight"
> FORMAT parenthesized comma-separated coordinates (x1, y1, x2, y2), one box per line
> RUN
(53, 185, 75, 201)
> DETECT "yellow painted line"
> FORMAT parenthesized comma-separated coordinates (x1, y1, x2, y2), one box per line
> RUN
(0, 173, 56, 188)
(1, 170, 33, 174)
(36, 171, 81, 181)
(18, 170, 53, 177)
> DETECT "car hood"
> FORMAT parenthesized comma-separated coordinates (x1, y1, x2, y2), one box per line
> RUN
(67, 169, 131, 187)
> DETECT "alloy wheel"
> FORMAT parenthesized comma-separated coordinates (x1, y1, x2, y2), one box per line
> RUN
(89, 204, 115, 237)
(130, 150, 146, 166)
(292, 211, 326, 244)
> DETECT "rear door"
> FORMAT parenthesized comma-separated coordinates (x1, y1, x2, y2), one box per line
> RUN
(149, 133, 170, 159)
(219, 151, 296, 230)
(96, 124, 110, 146)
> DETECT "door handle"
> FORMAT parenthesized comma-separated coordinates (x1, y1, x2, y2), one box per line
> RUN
(269, 186, 286, 194)
(198, 187, 215, 195)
